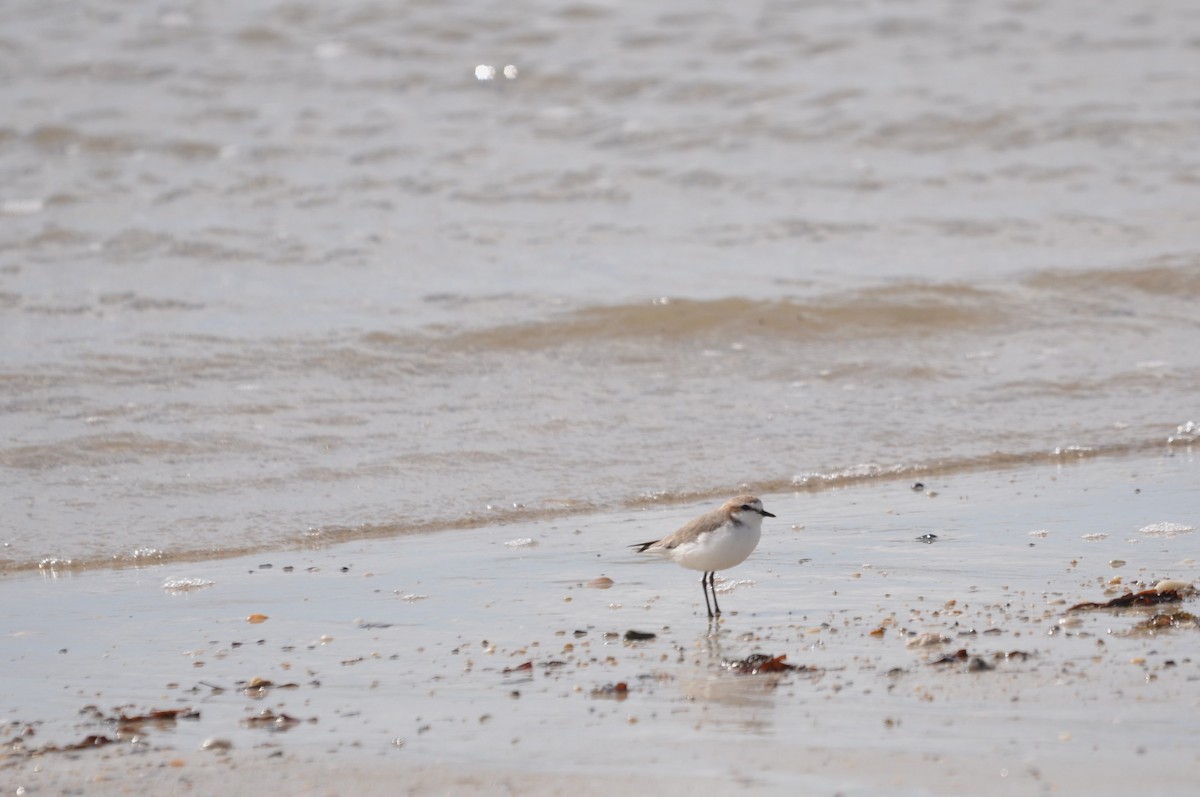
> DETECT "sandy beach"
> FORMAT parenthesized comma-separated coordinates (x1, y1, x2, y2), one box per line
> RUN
(5, 451, 1197, 795)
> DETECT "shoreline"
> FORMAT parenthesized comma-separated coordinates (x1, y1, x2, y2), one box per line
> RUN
(4, 450, 1198, 795)
(4, 433, 1191, 576)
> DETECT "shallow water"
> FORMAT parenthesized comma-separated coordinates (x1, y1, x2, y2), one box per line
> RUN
(2, 0, 1199, 570)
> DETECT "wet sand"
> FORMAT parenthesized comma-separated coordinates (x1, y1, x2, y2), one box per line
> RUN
(4, 451, 1198, 795)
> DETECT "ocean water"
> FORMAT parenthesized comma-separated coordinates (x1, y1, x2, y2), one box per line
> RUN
(2, 0, 1198, 571)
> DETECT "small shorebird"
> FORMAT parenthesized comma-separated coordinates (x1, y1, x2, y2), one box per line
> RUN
(631, 495, 775, 618)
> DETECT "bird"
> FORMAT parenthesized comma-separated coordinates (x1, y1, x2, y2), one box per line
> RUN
(630, 495, 775, 618)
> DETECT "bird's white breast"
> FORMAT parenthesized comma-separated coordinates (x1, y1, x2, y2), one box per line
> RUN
(668, 517, 762, 572)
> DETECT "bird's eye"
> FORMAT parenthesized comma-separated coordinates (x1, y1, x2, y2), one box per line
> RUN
(741, 504, 752, 511)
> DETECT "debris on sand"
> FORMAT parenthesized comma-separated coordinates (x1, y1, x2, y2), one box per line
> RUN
(723, 653, 803, 675)
(966, 656, 993, 672)
(906, 632, 950, 648)
(1067, 588, 1185, 612)
(240, 676, 299, 696)
(114, 708, 200, 725)
(1129, 611, 1200, 635)
(502, 661, 533, 674)
(590, 682, 629, 700)
(928, 649, 1029, 670)
(43, 735, 114, 753)
(240, 709, 308, 731)
(929, 649, 969, 665)
(355, 620, 394, 629)
(3, 707, 201, 759)
(3, 733, 114, 758)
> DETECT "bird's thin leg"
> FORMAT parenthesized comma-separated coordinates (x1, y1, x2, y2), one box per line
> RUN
(701, 572, 714, 618)
(710, 572, 722, 616)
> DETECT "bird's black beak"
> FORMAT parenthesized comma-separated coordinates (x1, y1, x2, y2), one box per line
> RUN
(760, 509, 776, 517)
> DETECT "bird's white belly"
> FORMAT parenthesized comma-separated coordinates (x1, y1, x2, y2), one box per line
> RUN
(669, 524, 760, 572)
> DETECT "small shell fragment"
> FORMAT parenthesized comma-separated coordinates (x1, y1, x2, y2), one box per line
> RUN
(905, 632, 949, 648)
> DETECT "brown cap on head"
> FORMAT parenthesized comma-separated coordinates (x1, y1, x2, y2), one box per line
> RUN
(727, 495, 775, 518)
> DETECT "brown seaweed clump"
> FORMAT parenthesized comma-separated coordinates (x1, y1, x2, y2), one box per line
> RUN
(1067, 588, 1182, 612)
